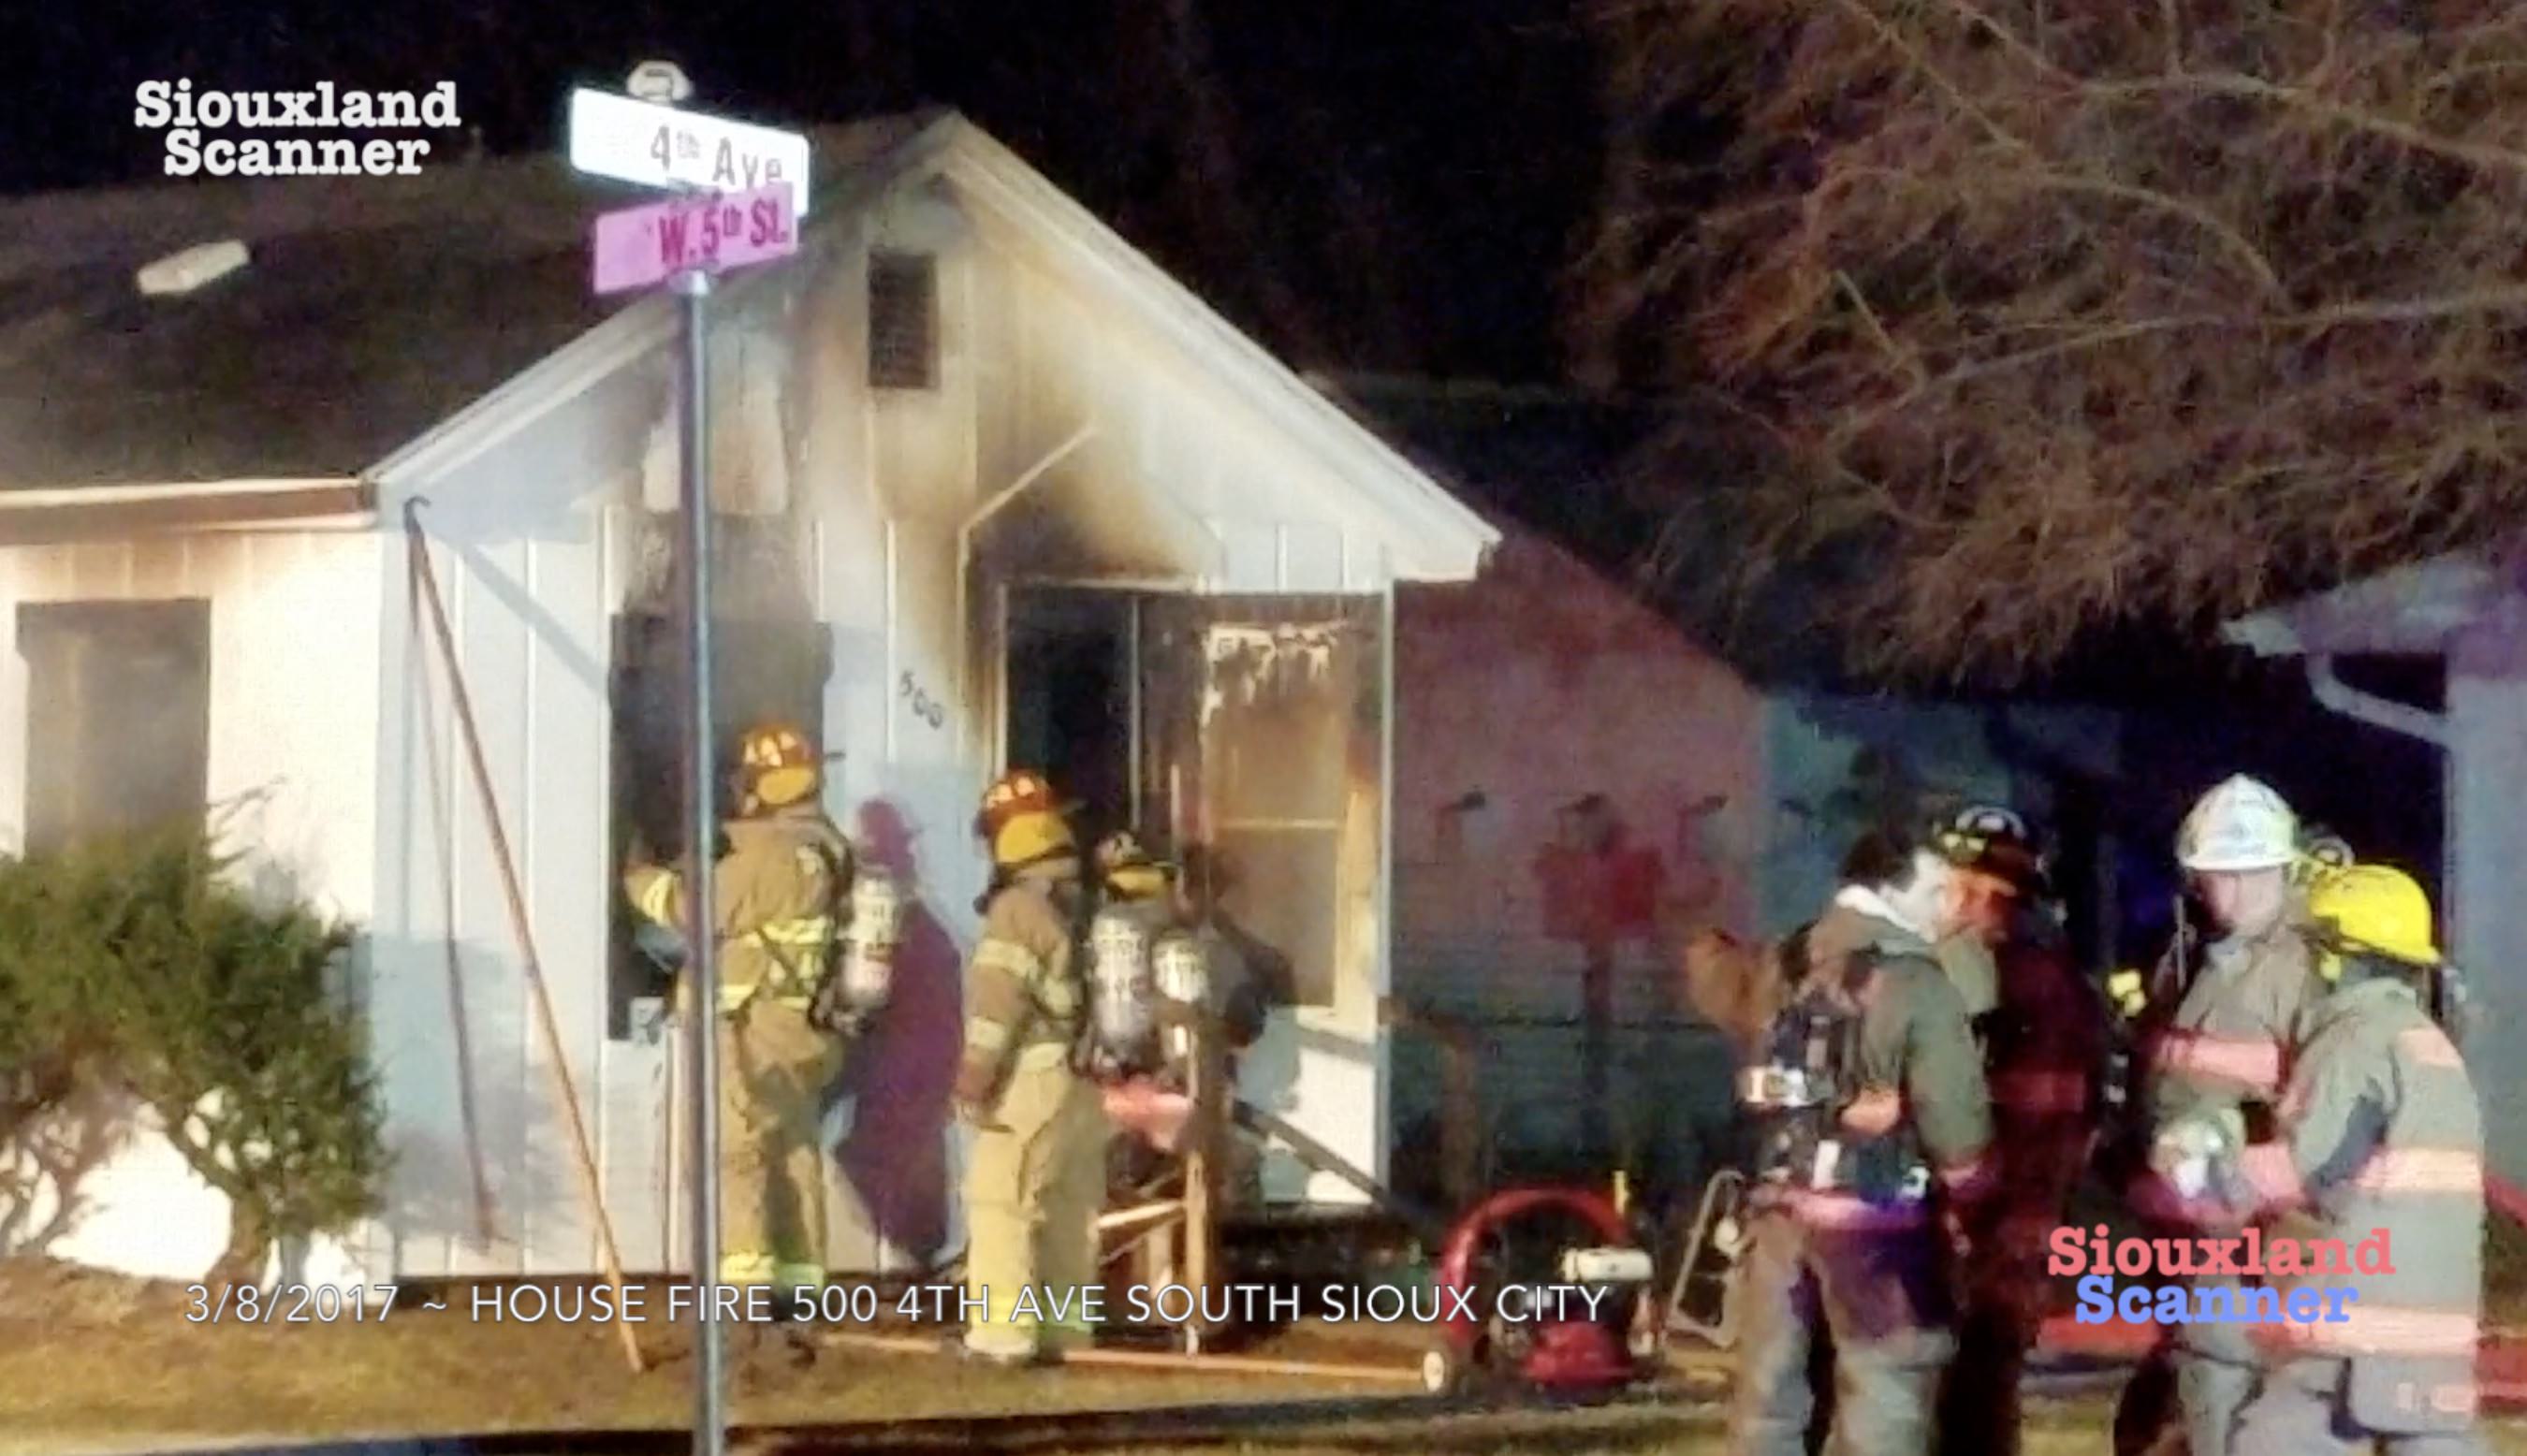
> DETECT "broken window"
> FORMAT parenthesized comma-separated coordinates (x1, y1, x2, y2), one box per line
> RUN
(868, 250, 938, 391)
(606, 611, 833, 1041)
(19, 599, 211, 857)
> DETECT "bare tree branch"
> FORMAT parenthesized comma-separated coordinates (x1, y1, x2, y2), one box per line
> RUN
(1571, 0, 2527, 682)
(2086, 74, 2527, 181)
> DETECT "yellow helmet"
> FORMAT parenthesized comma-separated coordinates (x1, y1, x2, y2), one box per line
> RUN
(1095, 830, 1174, 899)
(977, 769, 1077, 870)
(2307, 864, 2441, 970)
(738, 721, 820, 809)
(992, 809, 1077, 870)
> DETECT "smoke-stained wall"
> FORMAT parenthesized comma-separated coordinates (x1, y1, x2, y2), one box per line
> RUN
(356, 138, 1488, 1279)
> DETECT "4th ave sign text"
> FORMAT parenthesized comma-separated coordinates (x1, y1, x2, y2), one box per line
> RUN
(568, 88, 812, 217)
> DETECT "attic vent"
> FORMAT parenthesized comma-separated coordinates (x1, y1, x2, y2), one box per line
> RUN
(138, 240, 250, 297)
(868, 250, 937, 390)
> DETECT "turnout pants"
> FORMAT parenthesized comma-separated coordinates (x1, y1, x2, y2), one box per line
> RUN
(1938, 1210, 2054, 1456)
(2172, 1273, 2260, 1452)
(1728, 1206, 1957, 1456)
(961, 1053, 1109, 1359)
(717, 1001, 840, 1291)
(2233, 1358, 2489, 1456)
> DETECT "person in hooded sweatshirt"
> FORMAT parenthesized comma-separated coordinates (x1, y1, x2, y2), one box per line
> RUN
(1726, 820, 1997, 1456)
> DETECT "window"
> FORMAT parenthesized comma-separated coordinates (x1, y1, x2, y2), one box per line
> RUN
(20, 600, 211, 855)
(605, 611, 834, 1041)
(868, 250, 938, 390)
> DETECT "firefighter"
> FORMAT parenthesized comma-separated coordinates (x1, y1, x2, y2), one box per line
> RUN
(1089, 830, 1185, 1163)
(1929, 806, 2110, 1456)
(954, 770, 1109, 1366)
(623, 721, 855, 1312)
(2175, 863, 2486, 1456)
(1726, 820, 1998, 1456)
(2116, 774, 2332, 1455)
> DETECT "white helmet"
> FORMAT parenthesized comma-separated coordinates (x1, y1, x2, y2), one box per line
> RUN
(2176, 775, 2299, 872)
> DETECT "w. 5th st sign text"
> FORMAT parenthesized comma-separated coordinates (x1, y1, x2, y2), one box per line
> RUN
(591, 183, 797, 295)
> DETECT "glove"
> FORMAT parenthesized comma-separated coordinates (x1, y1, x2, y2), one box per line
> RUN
(2106, 968, 2148, 1021)
(950, 1056, 1007, 1130)
(2143, 1107, 2249, 1225)
(2149, 1107, 2243, 1191)
(1936, 1203, 1965, 1255)
(1839, 1086, 1903, 1137)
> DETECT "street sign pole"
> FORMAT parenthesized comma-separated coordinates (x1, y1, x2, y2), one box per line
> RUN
(568, 69, 805, 1456)
(675, 255, 723, 1456)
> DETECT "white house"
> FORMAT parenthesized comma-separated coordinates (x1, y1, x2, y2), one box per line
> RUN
(2226, 549, 2527, 1183)
(0, 108, 1497, 1284)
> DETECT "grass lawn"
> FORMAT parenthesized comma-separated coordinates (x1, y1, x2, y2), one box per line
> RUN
(10, 1256, 2527, 1455)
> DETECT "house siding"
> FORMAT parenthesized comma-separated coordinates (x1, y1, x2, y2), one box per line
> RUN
(1390, 529, 1761, 1191)
(364, 157, 1465, 1278)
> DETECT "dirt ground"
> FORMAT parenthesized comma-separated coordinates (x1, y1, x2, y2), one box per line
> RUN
(8, 1256, 2527, 1456)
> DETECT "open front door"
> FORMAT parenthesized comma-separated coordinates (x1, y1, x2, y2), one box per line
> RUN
(1135, 594, 1388, 1208)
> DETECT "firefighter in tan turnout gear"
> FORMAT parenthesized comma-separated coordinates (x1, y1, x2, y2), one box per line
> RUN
(2172, 863, 2489, 1456)
(1727, 821, 1998, 1456)
(954, 771, 1110, 1366)
(2119, 774, 2330, 1454)
(623, 721, 856, 1303)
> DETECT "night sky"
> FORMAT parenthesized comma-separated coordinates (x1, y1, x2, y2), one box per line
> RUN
(10, 0, 1605, 383)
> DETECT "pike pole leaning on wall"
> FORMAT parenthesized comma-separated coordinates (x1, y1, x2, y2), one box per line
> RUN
(402, 500, 648, 1376)
(672, 262, 728, 1456)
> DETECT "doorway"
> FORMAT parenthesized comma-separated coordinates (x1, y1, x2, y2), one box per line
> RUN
(1002, 588, 1138, 851)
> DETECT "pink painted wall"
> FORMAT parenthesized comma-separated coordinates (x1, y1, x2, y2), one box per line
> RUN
(1394, 525, 1768, 996)
(1388, 524, 1767, 1187)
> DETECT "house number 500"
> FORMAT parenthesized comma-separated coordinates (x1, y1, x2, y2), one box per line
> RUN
(899, 672, 944, 729)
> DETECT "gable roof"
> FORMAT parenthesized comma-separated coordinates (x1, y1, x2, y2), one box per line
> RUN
(0, 109, 1497, 581)
(370, 112, 1496, 582)
(0, 115, 928, 490)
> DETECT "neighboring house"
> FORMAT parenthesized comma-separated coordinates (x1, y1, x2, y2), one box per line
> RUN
(2226, 549, 2527, 1184)
(1311, 375, 2127, 1207)
(0, 109, 1499, 1286)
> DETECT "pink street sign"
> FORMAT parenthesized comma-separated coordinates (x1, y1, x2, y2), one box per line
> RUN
(592, 182, 797, 294)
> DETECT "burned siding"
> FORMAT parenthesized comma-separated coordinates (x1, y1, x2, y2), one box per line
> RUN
(361, 125, 1485, 1280)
